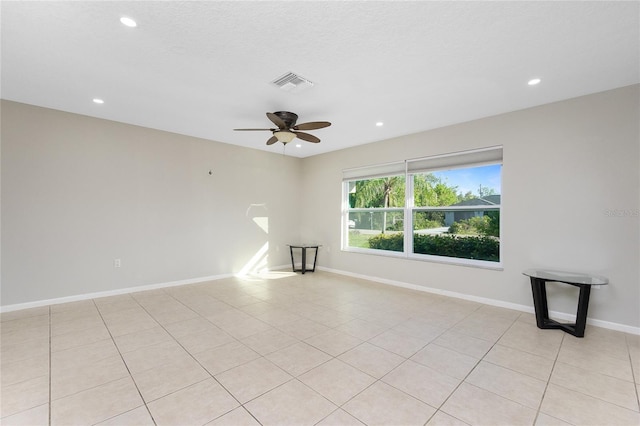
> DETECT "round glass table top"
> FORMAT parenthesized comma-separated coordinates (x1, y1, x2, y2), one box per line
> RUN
(523, 269, 608, 285)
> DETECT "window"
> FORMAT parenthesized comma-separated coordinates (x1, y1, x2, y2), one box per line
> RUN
(342, 147, 502, 267)
(342, 161, 406, 254)
(345, 176, 405, 253)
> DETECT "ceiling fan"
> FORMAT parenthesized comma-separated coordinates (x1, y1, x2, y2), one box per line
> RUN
(234, 111, 331, 145)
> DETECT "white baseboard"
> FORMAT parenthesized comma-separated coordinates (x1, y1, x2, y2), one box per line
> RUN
(1, 264, 303, 313)
(317, 266, 640, 336)
(4, 266, 638, 336)
(0, 273, 234, 313)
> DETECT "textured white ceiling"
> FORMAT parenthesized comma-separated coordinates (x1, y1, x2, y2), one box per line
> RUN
(2, 1, 638, 158)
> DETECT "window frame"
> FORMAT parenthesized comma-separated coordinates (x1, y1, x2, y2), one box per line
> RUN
(342, 146, 503, 269)
(342, 173, 406, 257)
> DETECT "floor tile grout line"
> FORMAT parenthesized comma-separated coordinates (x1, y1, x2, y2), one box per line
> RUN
(141, 287, 333, 395)
(91, 298, 158, 426)
(237, 377, 314, 424)
(478, 354, 551, 383)
(314, 375, 377, 425)
(340, 375, 439, 425)
(472, 316, 561, 381)
(532, 327, 566, 425)
(626, 335, 640, 411)
(129, 289, 262, 422)
(148, 286, 399, 425)
(553, 356, 639, 383)
(323, 306, 491, 426)
(547, 380, 640, 416)
(47, 373, 143, 413)
(9, 273, 637, 425)
(426, 309, 523, 423)
(551, 335, 640, 414)
(430, 311, 528, 423)
(310, 295, 512, 423)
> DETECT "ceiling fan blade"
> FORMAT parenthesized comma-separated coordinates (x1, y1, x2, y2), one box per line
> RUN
(234, 128, 276, 131)
(293, 121, 331, 131)
(294, 131, 320, 143)
(266, 135, 278, 145)
(266, 112, 286, 129)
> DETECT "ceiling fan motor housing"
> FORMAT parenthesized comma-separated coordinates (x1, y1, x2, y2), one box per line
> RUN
(273, 111, 298, 128)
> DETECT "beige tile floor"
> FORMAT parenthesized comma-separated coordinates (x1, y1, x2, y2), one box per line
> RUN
(1, 271, 639, 426)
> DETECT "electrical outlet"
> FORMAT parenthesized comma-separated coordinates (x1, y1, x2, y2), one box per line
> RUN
(114, 259, 121, 268)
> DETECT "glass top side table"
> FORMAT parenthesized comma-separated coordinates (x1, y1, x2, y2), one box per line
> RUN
(523, 269, 608, 337)
(288, 244, 321, 274)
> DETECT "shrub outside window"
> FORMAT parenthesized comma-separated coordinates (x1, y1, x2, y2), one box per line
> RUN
(342, 147, 502, 268)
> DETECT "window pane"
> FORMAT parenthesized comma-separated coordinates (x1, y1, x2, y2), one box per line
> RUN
(413, 211, 447, 231)
(414, 164, 501, 207)
(413, 210, 500, 262)
(349, 176, 405, 208)
(348, 210, 404, 252)
(343, 148, 502, 266)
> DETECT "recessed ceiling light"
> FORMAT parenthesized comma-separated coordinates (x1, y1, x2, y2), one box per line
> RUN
(120, 16, 137, 27)
(376, 122, 384, 127)
(93, 98, 104, 104)
(528, 78, 541, 86)
(295, 144, 302, 148)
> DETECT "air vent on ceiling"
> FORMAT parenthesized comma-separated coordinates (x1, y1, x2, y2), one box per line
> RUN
(271, 72, 314, 93)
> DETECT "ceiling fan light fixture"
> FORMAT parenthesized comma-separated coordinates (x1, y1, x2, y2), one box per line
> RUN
(274, 131, 296, 143)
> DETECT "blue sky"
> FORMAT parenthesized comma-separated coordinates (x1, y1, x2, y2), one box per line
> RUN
(432, 164, 502, 196)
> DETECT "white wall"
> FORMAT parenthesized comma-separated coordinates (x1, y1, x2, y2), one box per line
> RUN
(1, 101, 302, 306)
(3, 87, 639, 330)
(300, 85, 640, 330)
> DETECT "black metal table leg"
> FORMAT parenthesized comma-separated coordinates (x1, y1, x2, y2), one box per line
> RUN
(529, 277, 592, 337)
(530, 277, 550, 330)
(301, 247, 307, 274)
(310, 247, 319, 272)
(574, 285, 592, 337)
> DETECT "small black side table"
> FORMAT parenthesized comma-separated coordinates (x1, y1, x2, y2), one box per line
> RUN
(288, 244, 320, 274)
(523, 269, 608, 337)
